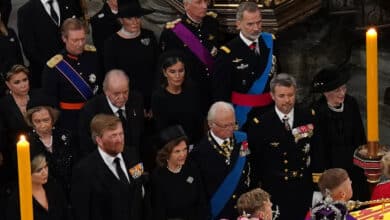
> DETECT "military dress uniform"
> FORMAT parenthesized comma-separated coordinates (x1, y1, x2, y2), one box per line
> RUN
(190, 132, 251, 219)
(247, 107, 324, 220)
(159, 12, 220, 113)
(42, 45, 100, 158)
(213, 34, 278, 129)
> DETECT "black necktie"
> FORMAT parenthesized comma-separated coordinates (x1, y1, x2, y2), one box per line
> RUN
(113, 157, 129, 184)
(47, 0, 59, 26)
(117, 109, 127, 128)
(283, 115, 291, 131)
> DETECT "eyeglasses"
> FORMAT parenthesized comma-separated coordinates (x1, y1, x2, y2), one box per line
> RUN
(213, 121, 238, 130)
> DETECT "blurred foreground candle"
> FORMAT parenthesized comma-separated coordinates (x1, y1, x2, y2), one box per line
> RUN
(17, 135, 33, 220)
(366, 28, 379, 156)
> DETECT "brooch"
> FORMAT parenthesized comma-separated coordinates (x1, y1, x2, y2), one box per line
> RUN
(129, 162, 144, 179)
(140, 38, 150, 46)
(89, 73, 96, 83)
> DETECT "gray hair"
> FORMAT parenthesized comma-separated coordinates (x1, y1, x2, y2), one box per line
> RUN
(270, 73, 297, 93)
(207, 101, 235, 122)
(102, 69, 129, 92)
(236, 1, 260, 21)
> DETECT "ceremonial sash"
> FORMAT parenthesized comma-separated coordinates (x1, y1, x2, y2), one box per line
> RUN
(233, 32, 274, 128)
(55, 59, 93, 100)
(172, 22, 215, 73)
(211, 131, 246, 219)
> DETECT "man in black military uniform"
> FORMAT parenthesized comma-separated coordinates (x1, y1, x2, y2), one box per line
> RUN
(191, 101, 251, 219)
(213, 1, 277, 130)
(90, 0, 121, 67)
(79, 69, 144, 159)
(42, 18, 101, 159)
(159, 0, 220, 113)
(247, 74, 324, 220)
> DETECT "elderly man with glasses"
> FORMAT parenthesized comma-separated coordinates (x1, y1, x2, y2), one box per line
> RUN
(190, 101, 251, 220)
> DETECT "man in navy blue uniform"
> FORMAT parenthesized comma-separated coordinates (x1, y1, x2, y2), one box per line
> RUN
(248, 74, 324, 220)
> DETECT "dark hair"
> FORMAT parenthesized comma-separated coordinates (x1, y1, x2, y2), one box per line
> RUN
(156, 136, 188, 167)
(157, 50, 189, 88)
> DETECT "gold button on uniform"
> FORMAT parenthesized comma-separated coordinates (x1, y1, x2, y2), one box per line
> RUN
(232, 194, 236, 199)
(284, 176, 288, 181)
(284, 160, 288, 164)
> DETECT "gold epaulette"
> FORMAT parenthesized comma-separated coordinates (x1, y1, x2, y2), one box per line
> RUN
(84, 44, 96, 52)
(311, 109, 316, 116)
(312, 172, 322, 183)
(47, 54, 63, 68)
(253, 117, 260, 124)
(220, 46, 230, 54)
(165, 18, 181, 29)
(272, 33, 276, 40)
(206, 11, 217, 18)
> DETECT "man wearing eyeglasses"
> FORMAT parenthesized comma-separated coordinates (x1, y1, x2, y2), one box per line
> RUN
(191, 101, 251, 219)
(247, 74, 324, 220)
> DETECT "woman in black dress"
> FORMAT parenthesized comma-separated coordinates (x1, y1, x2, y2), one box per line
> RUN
(151, 125, 210, 220)
(6, 153, 68, 220)
(25, 102, 73, 201)
(103, 1, 158, 111)
(311, 65, 369, 201)
(151, 51, 203, 145)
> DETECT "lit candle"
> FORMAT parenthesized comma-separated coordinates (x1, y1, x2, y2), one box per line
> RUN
(366, 28, 379, 143)
(17, 135, 33, 220)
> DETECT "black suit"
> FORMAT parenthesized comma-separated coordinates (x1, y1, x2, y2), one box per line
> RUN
(78, 92, 144, 157)
(17, 0, 79, 87)
(248, 107, 324, 220)
(71, 149, 146, 220)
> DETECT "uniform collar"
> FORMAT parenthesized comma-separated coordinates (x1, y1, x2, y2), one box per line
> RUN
(275, 106, 294, 127)
(66, 52, 79, 60)
(239, 32, 258, 47)
(184, 14, 201, 28)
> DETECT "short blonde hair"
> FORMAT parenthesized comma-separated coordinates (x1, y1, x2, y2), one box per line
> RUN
(90, 114, 121, 142)
(236, 188, 270, 216)
(5, 64, 29, 81)
(31, 154, 46, 173)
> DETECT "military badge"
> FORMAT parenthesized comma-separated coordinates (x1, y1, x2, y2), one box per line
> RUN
(129, 162, 144, 179)
(239, 141, 250, 156)
(186, 176, 194, 184)
(270, 142, 280, 148)
(208, 34, 215, 41)
(140, 38, 150, 46)
(236, 63, 248, 70)
(292, 123, 314, 143)
(89, 73, 96, 83)
(232, 58, 243, 63)
(306, 156, 311, 167)
(211, 46, 218, 57)
(98, 13, 104, 18)
(93, 85, 99, 94)
(302, 143, 310, 154)
(61, 134, 67, 141)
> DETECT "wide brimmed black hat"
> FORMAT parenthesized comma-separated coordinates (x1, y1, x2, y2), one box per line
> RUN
(157, 125, 187, 150)
(117, 0, 154, 18)
(312, 65, 350, 93)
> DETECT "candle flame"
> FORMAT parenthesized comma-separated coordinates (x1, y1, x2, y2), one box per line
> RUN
(19, 135, 26, 142)
(367, 28, 377, 36)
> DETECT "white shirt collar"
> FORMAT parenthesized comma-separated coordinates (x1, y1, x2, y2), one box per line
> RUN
(210, 130, 229, 146)
(239, 32, 258, 47)
(106, 96, 125, 114)
(97, 147, 129, 180)
(275, 106, 294, 128)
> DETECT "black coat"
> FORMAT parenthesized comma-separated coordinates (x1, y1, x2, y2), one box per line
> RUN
(71, 149, 147, 220)
(247, 107, 324, 220)
(312, 95, 369, 201)
(191, 132, 251, 219)
(78, 92, 144, 157)
(17, 0, 79, 87)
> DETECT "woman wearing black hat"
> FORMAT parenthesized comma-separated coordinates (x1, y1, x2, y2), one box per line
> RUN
(103, 0, 158, 111)
(150, 125, 210, 220)
(24, 101, 73, 202)
(311, 65, 369, 201)
(6, 152, 68, 220)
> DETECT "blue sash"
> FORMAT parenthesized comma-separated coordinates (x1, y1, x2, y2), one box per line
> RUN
(210, 131, 247, 219)
(235, 32, 274, 128)
(55, 59, 93, 100)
